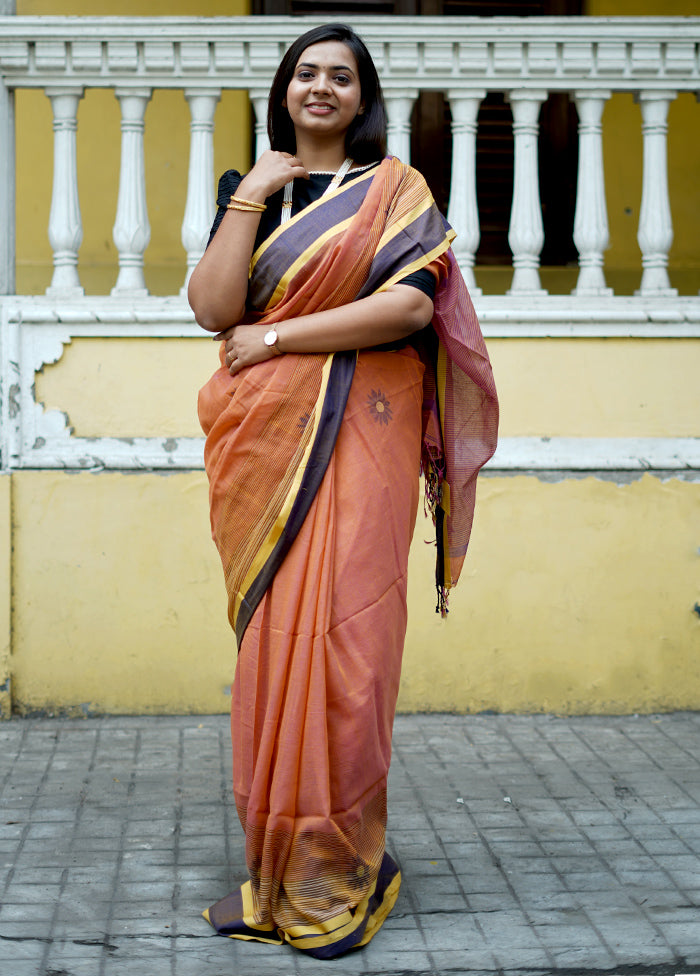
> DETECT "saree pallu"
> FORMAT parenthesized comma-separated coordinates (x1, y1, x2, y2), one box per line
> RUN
(198, 158, 498, 958)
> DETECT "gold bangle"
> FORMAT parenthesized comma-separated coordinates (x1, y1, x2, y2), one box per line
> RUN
(226, 195, 266, 212)
(226, 202, 263, 213)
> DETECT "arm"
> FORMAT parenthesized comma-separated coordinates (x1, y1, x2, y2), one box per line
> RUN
(187, 151, 309, 332)
(220, 283, 434, 376)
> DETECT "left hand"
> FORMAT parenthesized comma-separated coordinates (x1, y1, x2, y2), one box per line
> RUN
(216, 324, 278, 376)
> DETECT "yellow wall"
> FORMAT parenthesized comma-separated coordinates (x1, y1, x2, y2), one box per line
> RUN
(8, 468, 700, 716)
(403, 474, 700, 714)
(11, 470, 234, 716)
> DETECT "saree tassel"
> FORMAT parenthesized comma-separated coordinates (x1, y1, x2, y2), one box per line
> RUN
(436, 584, 450, 617)
(422, 451, 445, 523)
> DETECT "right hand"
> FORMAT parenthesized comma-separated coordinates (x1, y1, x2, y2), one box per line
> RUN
(237, 150, 309, 203)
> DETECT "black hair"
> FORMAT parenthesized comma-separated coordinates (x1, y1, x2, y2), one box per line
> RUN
(267, 23, 387, 164)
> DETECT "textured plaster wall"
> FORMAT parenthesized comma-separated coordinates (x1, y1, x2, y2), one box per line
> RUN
(10, 470, 234, 716)
(403, 474, 700, 714)
(8, 470, 700, 716)
(33, 337, 700, 441)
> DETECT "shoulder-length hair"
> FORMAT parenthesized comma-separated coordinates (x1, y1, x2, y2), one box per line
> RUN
(267, 24, 387, 164)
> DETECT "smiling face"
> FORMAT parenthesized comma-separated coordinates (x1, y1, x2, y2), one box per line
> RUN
(283, 40, 364, 149)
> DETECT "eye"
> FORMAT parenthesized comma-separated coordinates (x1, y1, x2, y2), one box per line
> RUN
(334, 74, 351, 85)
(297, 70, 314, 81)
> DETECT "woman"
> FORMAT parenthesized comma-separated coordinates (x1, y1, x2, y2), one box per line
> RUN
(189, 23, 498, 959)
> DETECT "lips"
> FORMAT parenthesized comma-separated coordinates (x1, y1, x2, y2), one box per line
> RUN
(305, 102, 335, 114)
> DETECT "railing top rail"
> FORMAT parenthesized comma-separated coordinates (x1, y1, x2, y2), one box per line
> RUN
(1, 14, 699, 32)
(1, 15, 699, 93)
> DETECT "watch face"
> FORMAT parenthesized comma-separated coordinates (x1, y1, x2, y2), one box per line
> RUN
(264, 330, 277, 347)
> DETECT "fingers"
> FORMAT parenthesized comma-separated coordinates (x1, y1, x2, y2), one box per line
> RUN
(213, 327, 234, 341)
(244, 151, 309, 196)
(282, 153, 309, 180)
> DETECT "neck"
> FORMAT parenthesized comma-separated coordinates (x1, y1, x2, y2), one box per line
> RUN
(294, 135, 349, 173)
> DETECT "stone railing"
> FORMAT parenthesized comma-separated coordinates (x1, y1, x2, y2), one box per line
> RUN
(1, 16, 699, 474)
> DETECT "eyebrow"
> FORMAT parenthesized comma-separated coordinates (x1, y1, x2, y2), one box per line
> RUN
(297, 61, 356, 75)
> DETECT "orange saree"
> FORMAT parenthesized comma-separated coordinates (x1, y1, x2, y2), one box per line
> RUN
(197, 158, 498, 958)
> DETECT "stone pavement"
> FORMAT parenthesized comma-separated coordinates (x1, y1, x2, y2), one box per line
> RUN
(0, 713, 699, 976)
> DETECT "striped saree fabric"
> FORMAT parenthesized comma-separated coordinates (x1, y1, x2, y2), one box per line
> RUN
(197, 157, 498, 958)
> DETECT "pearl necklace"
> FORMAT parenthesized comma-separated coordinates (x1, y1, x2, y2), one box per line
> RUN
(281, 157, 354, 224)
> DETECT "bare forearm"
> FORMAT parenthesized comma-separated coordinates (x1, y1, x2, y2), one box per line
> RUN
(275, 286, 433, 353)
(221, 284, 434, 376)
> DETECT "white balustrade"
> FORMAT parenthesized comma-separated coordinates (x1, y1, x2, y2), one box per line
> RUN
(46, 87, 84, 297)
(572, 91, 612, 296)
(181, 88, 220, 295)
(507, 90, 547, 296)
(447, 90, 485, 296)
(636, 91, 678, 297)
(111, 87, 152, 296)
(385, 92, 417, 165)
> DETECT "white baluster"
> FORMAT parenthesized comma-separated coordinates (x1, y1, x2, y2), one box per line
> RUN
(181, 89, 220, 295)
(447, 90, 485, 296)
(46, 87, 84, 297)
(636, 91, 678, 297)
(507, 90, 547, 296)
(251, 89, 270, 160)
(385, 91, 417, 164)
(573, 91, 612, 296)
(112, 87, 152, 296)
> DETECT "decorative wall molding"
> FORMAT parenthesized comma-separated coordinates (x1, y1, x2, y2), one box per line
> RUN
(1, 294, 699, 473)
(488, 437, 700, 472)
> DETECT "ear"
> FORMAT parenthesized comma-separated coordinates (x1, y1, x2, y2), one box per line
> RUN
(357, 102, 365, 116)
(282, 97, 287, 108)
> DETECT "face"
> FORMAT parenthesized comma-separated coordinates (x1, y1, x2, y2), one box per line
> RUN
(283, 41, 364, 145)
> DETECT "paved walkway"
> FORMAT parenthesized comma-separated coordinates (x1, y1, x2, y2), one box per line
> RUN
(0, 712, 698, 976)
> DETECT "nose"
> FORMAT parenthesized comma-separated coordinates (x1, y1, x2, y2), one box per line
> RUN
(311, 72, 331, 95)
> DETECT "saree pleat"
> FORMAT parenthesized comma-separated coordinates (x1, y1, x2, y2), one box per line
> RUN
(199, 157, 498, 957)
(207, 350, 423, 956)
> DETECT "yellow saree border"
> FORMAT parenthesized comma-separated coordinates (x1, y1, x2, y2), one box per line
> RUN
(231, 352, 335, 626)
(374, 236, 454, 294)
(284, 875, 378, 950)
(375, 194, 435, 250)
(265, 216, 355, 311)
(249, 165, 378, 273)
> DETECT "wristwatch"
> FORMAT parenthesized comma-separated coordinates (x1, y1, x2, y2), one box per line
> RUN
(263, 329, 281, 355)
